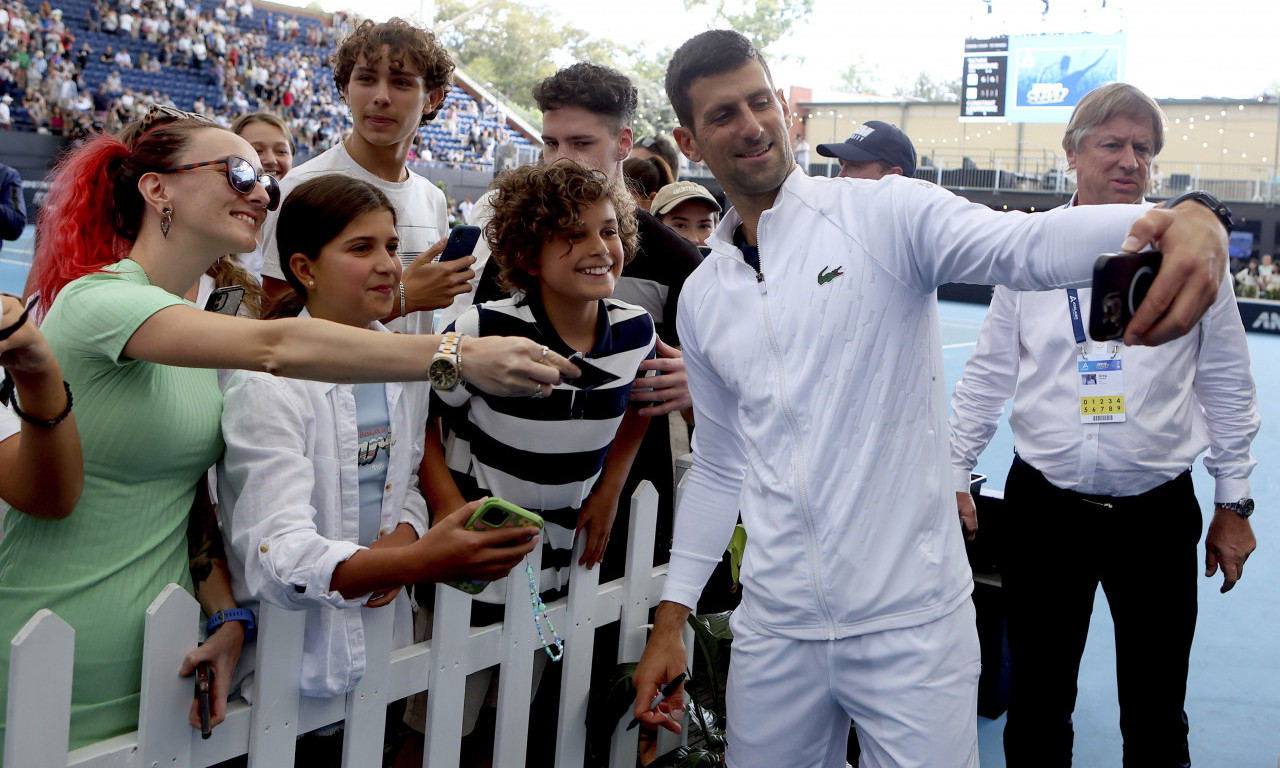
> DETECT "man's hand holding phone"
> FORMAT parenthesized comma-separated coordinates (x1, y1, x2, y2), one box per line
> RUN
(1118, 202, 1226, 345)
(1089, 251, 1162, 341)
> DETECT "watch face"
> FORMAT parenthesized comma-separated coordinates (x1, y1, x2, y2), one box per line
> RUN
(429, 356, 459, 389)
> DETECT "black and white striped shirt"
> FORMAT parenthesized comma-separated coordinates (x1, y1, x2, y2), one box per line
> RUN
(436, 294, 657, 587)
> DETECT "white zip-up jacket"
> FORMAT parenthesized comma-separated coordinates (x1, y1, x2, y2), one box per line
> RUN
(218, 316, 430, 697)
(664, 169, 1151, 640)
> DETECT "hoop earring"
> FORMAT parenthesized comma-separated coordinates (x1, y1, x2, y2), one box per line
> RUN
(160, 206, 173, 239)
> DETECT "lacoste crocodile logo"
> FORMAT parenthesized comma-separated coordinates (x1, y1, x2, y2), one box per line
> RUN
(817, 265, 844, 285)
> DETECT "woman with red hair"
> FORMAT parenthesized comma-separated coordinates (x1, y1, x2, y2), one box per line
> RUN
(0, 108, 575, 752)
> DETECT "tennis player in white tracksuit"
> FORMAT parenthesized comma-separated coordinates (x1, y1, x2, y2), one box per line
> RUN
(663, 169, 1172, 767)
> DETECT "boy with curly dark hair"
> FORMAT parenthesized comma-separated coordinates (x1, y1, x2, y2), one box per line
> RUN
(413, 159, 656, 748)
(439, 62, 704, 595)
(423, 159, 653, 578)
(259, 18, 475, 336)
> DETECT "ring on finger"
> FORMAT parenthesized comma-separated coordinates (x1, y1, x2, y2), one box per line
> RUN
(532, 383, 545, 399)
(538, 345, 549, 363)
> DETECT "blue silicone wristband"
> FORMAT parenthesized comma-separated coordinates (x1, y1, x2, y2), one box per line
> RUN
(206, 607, 257, 642)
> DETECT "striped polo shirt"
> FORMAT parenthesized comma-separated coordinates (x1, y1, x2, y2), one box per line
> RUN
(436, 293, 657, 589)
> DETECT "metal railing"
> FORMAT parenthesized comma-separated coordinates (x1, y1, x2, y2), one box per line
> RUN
(807, 151, 1280, 204)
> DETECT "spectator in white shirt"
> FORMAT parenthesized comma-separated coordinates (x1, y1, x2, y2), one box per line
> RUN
(949, 82, 1257, 768)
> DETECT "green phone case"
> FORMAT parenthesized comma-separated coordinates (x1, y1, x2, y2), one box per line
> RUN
(447, 498, 543, 595)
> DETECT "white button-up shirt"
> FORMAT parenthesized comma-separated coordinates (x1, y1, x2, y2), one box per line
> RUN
(218, 318, 430, 697)
(950, 271, 1258, 501)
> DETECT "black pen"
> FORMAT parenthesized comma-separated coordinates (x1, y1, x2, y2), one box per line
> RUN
(626, 672, 687, 731)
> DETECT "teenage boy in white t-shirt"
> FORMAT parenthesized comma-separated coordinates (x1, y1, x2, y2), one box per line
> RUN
(259, 18, 475, 334)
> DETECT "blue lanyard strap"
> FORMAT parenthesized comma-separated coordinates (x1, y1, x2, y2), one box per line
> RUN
(1066, 289, 1087, 345)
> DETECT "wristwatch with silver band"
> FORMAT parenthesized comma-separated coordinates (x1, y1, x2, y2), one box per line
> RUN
(1217, 498, 1254, 518)
(429, 331, 462, 391)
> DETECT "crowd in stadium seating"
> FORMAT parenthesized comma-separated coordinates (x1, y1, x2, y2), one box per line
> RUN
(0, 0, 529, 169)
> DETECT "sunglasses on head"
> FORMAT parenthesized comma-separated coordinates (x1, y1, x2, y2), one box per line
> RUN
(140, 103, 217, 132)
(160, 155, 281, 211)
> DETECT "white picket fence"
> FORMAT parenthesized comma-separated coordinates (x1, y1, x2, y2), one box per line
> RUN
(4, 481, 689, 768)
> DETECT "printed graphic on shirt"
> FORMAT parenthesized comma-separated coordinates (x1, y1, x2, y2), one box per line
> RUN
(358, 427, 390, 471)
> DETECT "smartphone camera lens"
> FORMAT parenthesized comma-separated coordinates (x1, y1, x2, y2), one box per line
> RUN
(1129, 265, 1157, 313)
(481, 506, 509, 528)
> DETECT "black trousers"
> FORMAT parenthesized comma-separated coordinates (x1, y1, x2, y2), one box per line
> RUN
(1001, 456, 1200, 768)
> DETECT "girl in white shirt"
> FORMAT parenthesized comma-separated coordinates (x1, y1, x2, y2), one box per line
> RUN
(217, 175, 539, 700)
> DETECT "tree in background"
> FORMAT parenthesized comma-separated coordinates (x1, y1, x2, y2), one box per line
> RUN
(433, 0, 815, 137)
(895, 71, 961, 101)
(687, 0, 814, 52)
(838, 58, 882, 95)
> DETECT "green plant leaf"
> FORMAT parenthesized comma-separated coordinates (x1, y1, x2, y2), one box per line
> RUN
(649, 745, 724, 767)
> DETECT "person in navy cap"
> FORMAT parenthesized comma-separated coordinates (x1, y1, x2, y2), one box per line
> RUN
(816, 120, 917, 180)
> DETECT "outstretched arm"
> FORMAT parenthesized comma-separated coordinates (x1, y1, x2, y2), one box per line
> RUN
(122, 304, 580, 396)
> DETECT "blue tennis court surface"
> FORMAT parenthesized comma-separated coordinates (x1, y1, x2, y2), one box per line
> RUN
(0, 228, 34, 297)
(941, 300, 1279, 767)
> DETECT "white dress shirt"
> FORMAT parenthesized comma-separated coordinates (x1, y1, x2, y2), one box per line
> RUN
(218, 316, 431, 696)
(950, 270, 1258, 502)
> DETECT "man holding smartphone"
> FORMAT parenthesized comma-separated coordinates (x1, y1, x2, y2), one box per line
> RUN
(632, 33, 1233, 768)
(949, 83, 1258, 767)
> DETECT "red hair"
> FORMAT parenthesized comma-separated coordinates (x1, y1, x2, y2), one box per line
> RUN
(33, 133, 131, 316)
(33, 121, 221, 316)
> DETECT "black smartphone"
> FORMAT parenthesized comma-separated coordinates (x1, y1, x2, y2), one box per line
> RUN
(564, 353, 621, 391)
(195, 660, 214, 739)
(1089, 251, 1162, 341)
(204, 285, 245, 316)
(440, 225, 482, 262)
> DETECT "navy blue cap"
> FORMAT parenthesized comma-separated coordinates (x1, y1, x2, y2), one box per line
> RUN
(816, 121, 917, 177)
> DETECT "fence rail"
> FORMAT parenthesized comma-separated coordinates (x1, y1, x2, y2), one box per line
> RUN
(5, 481, 681, 768)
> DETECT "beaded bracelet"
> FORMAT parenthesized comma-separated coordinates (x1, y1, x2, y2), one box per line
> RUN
(526, 562, 564, 661)
(9, 379, 74, 429)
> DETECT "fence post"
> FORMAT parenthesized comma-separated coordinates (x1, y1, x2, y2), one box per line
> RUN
(553, 534, 604, 767)
(608, 481, 659, 767)
(4, 610, 74, 768)
(492, 545, 545, 767)
(137, 583, 201, 767)
(423, 582, 473, 767)
(247, 601, 306, 767)
(341, 604, 395, 767)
